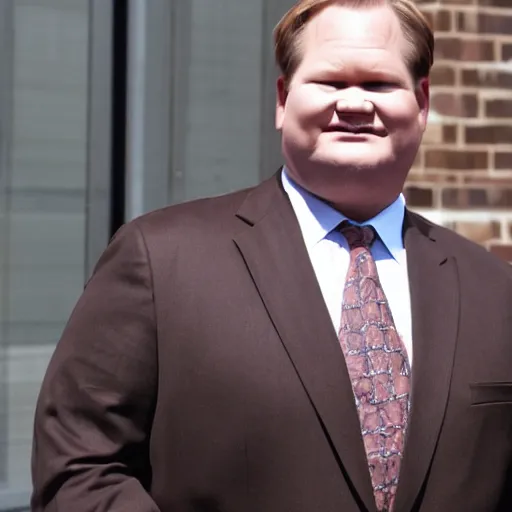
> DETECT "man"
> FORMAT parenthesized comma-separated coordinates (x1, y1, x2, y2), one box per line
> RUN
(32, 0, 512, 511)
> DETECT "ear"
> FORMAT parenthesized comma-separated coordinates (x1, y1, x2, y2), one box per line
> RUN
(275, 76, 288, 130)
(416, 77, 430, 131)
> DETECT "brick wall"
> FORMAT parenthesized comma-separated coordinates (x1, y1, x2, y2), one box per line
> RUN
(405, 0, 512, 262)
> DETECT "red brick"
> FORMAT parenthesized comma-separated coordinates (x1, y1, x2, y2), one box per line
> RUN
(431, 93, 478, 118)
(424, 10, 452, 31)
(463, 177, 512, 187)
(437, 0, 478, 4)
(457, 12, 512, 35)
(442, 189, 484, 208)
(403, 187, 434, 207)
(456, 11, 479, 33)
(466, 125, 512, 145)
(408, 173, 458, 184)
(462, 69, 512, 89)
(452, 221, 501, 244)
(495, 153, 512, 171)
(486, 99, 512, 118)
(426, 149, 488, 170)
(435, 38, 494, 61)
(442, 187, 512, 208)
(477, 0, 512, 7)
(502, 44, 512, 61)
(443, 125, 458, 144)
(489, 244, 512, 262)
(430, 66, 457, 86)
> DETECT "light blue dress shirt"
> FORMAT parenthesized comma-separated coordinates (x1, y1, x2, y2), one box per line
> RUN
(281, 169, 413, 364)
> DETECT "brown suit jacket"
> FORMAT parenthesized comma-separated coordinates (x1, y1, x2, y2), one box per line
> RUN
(32, 172, 512, 511)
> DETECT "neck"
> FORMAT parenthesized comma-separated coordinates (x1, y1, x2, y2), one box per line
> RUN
(328, 198, 395, 223)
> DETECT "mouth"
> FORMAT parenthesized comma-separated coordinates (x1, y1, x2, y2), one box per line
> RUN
(324, 124, 385, 136)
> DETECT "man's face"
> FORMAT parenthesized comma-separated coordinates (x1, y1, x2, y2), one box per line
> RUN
(276, 4, 429, 214)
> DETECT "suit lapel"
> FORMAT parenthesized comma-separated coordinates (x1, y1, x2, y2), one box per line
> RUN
(394, 212, 460, 512)
(234, 175, 377, 512)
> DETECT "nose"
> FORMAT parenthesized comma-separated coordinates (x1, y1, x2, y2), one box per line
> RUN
(335, 87, 374, 115)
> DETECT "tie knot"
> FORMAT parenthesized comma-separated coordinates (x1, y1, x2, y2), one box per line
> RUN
(339, 221, 375, 249)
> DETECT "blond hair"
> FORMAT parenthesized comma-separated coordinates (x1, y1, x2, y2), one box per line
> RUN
(274, 0, 434, 86)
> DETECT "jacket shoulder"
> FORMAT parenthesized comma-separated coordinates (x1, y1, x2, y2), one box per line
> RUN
(123, 186, 254, 239)
(410, 211, 512, 280)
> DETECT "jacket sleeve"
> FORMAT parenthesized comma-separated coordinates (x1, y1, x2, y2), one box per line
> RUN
(31, 221, 160, 512)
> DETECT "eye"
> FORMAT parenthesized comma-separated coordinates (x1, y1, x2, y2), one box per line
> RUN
(362, 81, 396, 91)
(316, 81, 348, 90)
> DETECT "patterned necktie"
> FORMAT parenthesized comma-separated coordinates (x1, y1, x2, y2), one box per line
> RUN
(338, 221, 411, 512)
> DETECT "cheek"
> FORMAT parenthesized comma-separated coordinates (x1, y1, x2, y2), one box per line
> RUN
(284, 90, 332, 129)
(376, 93, 423, 131)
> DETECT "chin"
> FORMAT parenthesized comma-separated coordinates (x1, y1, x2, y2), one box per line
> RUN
(314, 147, 390, 168)
(315, 158, 388, 172)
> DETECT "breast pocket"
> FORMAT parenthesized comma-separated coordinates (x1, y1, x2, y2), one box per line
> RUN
(470, 382, 512, 406)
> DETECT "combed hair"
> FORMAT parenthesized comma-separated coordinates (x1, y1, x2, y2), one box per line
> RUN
(274, 0, 434, 87)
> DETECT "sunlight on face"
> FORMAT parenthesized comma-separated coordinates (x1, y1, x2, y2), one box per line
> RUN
(276, 4, 429, 217)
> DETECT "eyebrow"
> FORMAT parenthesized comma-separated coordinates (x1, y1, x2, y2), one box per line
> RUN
(306, 64, 406, 81)
(303, 54, 412, 83)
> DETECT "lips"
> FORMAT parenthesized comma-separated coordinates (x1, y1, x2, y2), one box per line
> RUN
(324, 123, 385, 136)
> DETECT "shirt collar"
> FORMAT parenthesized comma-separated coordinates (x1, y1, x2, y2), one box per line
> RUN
(281, 167, 406, 263)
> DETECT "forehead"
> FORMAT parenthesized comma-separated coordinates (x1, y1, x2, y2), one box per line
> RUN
(298, 4, 409, 73)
